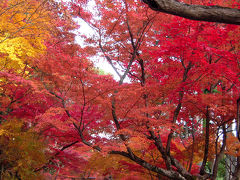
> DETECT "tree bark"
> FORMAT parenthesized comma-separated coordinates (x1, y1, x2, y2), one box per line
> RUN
(199, 106, 210, 175)
(110, 150, 187, 180)
(143, 0, 240, 25)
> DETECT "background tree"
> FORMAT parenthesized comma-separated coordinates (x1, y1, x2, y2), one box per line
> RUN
(0, 0, 101, 178)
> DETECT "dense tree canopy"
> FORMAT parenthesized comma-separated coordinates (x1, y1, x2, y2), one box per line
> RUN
(0, 0, 240, 179)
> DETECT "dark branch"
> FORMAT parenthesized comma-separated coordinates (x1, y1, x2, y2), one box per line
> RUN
(110, 150, 186, 180)
(199, 106, 210, 175)
(35, 140, 79, 172)
(143, 0, 240, 25)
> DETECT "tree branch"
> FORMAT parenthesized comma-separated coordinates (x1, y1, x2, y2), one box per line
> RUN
(166, 62, 192, 156)
(110, 150, 186, 180)
(143, 0, 240, 25)
(211, 124, 226, 179)
(199, 106, 210, 175)
(34, 140, 79, 172)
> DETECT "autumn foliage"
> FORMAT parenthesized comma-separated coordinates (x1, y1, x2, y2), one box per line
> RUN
(0, 0, 240, 179)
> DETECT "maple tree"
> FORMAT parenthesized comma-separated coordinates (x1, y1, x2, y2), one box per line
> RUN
(69, 0, 240, 179)
(0, 0, 116, 179)
(0, 0, 86, 178)
(0, 0, 240, 179)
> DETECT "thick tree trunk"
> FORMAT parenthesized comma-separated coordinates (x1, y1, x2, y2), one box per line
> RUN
(143, 0, 240, 25)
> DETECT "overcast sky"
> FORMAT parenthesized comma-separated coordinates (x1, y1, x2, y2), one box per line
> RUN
(74, 18, 121, 79)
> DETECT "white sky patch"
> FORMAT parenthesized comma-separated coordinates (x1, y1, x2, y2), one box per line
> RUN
(68, 0, 131, 83)
(74, 17, 128, 81)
